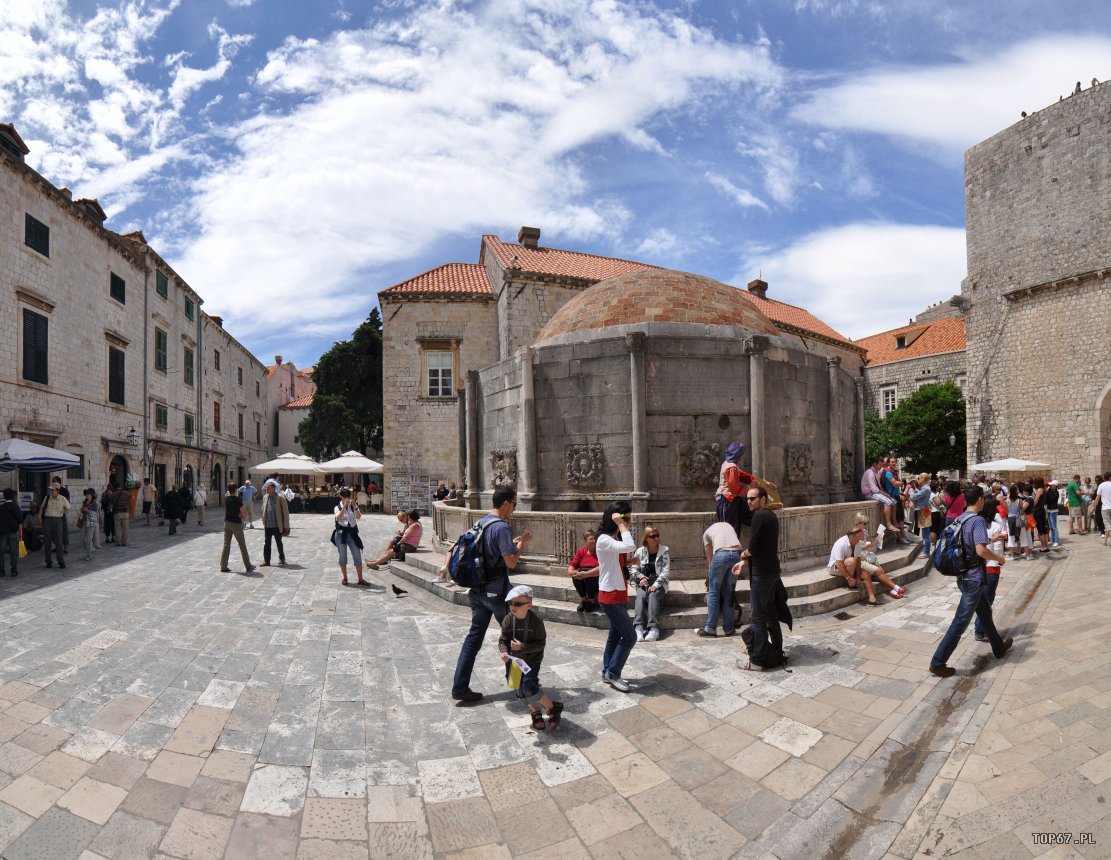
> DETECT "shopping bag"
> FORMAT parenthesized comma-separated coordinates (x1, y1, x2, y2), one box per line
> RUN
(507, 660, 522, 689)
(17, 540, 27, 559)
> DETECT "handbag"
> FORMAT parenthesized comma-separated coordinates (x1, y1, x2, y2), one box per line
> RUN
(916, 508, 931, 529)
(18, 539, 27, 559)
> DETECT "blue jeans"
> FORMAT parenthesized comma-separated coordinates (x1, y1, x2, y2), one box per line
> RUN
(1048, 511, 1059, 544)
(973, 573, 1000, 639)
(0, 532, 18, 574)
(931, 575, 1005, 668)
(452, 580, 508, 695)
(704, 550, 740, 634)
(600, 601, 637, 679)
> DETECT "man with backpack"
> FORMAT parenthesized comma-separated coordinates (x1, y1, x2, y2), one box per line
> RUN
(450, 486, 532, 703)
(929, 485, 1013, 678)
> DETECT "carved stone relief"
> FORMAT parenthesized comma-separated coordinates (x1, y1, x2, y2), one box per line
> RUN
(679, 442, 722, 487)
(785, 444, 814, 485)
(565, 444, 605, 487)
(489, 449, 518, 489)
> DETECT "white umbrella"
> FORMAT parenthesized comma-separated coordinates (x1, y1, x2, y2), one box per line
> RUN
(969, 457, 1052, 473)
(316, 451, 384, 473)
(250, 453, 323, 474)
(0, 438, 80, 472)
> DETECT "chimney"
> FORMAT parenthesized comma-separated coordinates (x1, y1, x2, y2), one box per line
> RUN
(275, 355, 282, 366)
(747, 278, 768, 298)
(517, 226, 541, 249)
(211, 315, 223, 328)
(59, 187, 73, 200)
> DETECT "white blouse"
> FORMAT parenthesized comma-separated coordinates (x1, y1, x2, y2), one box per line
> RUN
(595, 530, 636, 593)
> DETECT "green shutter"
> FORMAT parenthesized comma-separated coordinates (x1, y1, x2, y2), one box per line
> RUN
(156, 270, 169, 298)
(108, 348, 125, 404)
(110, 273, 126, 304)
(184, 347, 195, 385)
(155, 329, 168, 372)
(22, 309, 48, 384)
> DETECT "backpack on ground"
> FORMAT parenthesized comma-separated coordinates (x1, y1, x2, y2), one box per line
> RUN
(931, 511, 976, 576)
(448, 518, 496, 588)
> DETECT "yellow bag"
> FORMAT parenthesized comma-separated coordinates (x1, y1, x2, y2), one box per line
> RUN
(507, 660, 522, 690)
(18, 540, 27, 559)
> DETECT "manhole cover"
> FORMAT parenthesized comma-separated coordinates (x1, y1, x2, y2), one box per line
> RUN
(833, 612, 854, 621)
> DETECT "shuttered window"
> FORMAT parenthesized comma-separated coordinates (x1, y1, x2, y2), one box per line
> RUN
(155, 403, 168, 430)
(24, 214, 50, 257)
(184, 297, 195, 320)
(110, 272, 126, 304)
(155, 328, 168, 372)
(22, 309, 48, 384)
(156, 270, 169, 298)
(214, 402, 221, 433)
(108, 348, 126, 404)
(184, 347, 195, 386)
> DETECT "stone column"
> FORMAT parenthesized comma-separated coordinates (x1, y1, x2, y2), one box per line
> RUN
(627, 333, 648, 497)
(517, 347, 537, 508)
(744, 337, 768, 478)
(456, 384, 467, 490)
(854, 375, 866, 482)
(464, 370, 481, 509)
(827, 357, 842, 493)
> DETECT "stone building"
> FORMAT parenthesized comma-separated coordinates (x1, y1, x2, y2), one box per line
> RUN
(379, 228, 866, 512)
(963, 80, 1111, 474)
(265, 356, 315, 455)
(856, 305, 967, 417)
(0, 122, 269, 503)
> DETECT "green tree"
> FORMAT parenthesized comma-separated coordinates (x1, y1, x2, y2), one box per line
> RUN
(867, 382, 966, 474)
(298, 308, 383, 459)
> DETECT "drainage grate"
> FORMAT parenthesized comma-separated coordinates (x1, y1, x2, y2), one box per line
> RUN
(833, 611, 855, 621)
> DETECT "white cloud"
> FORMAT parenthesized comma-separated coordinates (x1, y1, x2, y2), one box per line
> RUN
(792, 35, 1111, 155)
(706, 171, 769, 212)
(738, 222, 967, 340)
(167, 23, 252, 111)
(633, 228, 679, 259)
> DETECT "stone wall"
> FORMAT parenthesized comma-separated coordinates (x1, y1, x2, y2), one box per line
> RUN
(861, 349, 967, 416)
(380, 294, 497, 507)
(963, 81, 1111, 474)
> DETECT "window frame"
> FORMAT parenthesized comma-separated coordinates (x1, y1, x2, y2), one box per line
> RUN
(184, 296, 195, 321)
(255, 420, 261, 445)
(184, 413, 195, 439)
(184, 346, 195, 386)
(213, 401, 221, 434)
(21, 308, 49, 385)
(108, 347, 126, 405)
(154, 328, 168, 373)
(214, 349, 221, 371)
(237, 413, 244, 440)
(156, 270, 169, 299)
(880, 385, 898, 417)
(109, 272, 126, 304)
(66, 454, 85, 480)
(24, 213, 50, 257)
(155, 403, 169, 431)
(423, 345, 456, 398)
(237, 367, 243, 386)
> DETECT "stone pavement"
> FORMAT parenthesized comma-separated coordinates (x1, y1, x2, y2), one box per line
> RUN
(0, 511, 1109, 859)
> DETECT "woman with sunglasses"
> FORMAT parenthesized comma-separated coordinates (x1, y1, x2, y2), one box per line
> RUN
(630, 528, 670, 642)
(595, 501, 637, 692)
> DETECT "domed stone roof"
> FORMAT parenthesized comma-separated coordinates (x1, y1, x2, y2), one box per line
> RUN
(535, 268, 779, 343)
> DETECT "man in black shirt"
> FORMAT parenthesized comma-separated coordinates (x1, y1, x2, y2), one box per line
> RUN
(739, 486, 788, 670)
(0, 488, 24, 577)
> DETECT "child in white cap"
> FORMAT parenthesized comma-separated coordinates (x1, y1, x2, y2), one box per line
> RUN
(499, 585, 563, 731)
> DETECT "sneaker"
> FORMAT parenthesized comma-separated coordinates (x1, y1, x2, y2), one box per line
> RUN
(604, 674, 631, 693)
(576, 603, 586, 613)
(635, 626, 646, 642)
(694, 628, 716, 638)
(889, 588, 905, 599)
(974, 634, 988, 642)
(1051, 542, 1059, 548)
(645, 628, 660, 642)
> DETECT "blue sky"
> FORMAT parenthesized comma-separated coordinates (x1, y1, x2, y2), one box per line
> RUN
(4, 0, 1110, 366)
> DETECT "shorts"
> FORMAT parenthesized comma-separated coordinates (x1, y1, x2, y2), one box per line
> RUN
(142, 501, 152, 513)
(1069, 506, 1083, 519)
(869, 493, 896, 507)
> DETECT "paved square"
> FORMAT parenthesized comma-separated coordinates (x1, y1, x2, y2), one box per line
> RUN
(1, 512, 1109, 857)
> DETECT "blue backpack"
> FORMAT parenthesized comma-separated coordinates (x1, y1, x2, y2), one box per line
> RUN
(931, 511, 976, 576)
(448, 517, 498, 588)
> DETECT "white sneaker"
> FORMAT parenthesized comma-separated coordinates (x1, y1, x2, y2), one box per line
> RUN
(645, 629, 659, 642)
(635, 627, 646, 642)
(1051, 542, 1059, 548)
(605, 675, 631, 693)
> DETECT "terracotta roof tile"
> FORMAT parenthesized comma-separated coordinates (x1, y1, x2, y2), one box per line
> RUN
(265, 365, 278, 379)
(483, 235, 656, 282)
(745, 294, 859, 349)
(280, 393, 314, 409)
(380, 263, 490, 296)
(856, 315, 966, 366)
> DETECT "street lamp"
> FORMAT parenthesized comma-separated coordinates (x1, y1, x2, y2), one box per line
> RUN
(125, 427, 140, 447)
(949, 433, 956, 448)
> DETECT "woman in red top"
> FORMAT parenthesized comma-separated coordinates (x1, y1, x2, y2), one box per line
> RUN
(567, 530, 600, 613)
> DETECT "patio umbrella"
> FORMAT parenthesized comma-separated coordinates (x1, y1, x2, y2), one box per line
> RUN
(968, 458, 1052, 474)
(249, 452, 323, 474)
(0, 438, 80, 472)
(316, 452, 384, 473)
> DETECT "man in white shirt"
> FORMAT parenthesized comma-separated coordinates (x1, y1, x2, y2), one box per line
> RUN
(827, 526, 905, 606)
(1097, 474, 1111, 543)
(698, 521, 743, 638)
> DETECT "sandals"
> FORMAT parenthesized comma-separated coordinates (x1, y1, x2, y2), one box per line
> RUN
(341, 579, 351, 586)
(547, 701, 563, 730)
(531, 711, 547, 731)
(865, 599, 880, 607)
(738, 658, 763, 672)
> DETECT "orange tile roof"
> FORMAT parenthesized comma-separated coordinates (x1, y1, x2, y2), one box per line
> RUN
(265, 365, 278, 379)
(482, 235, 656, 282)
(856, 315, 966, 366)
(280, 393, 314, 409)
(745, 293, 860, 349)
(298, 367, 314, 378)
(380, 263, 491, 296)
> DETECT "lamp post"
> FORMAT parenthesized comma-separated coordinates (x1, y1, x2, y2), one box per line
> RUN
(126, 427, 140, 447)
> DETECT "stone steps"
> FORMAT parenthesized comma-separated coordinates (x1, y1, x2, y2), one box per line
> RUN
(386, 540, 929, 632)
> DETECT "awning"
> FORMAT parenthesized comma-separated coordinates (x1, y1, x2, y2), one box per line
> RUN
(0, 438, 81, 472)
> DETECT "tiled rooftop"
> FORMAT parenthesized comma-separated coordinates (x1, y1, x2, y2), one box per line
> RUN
(745, 293, 859, 349)
(856, 314, 966, 365)
(380, 263, 491, 296)
(482, 235, 656, 282)
(280, 393, 314, 409)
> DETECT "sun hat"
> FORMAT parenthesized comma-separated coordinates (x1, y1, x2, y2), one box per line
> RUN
(724, 441, 746, 462)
